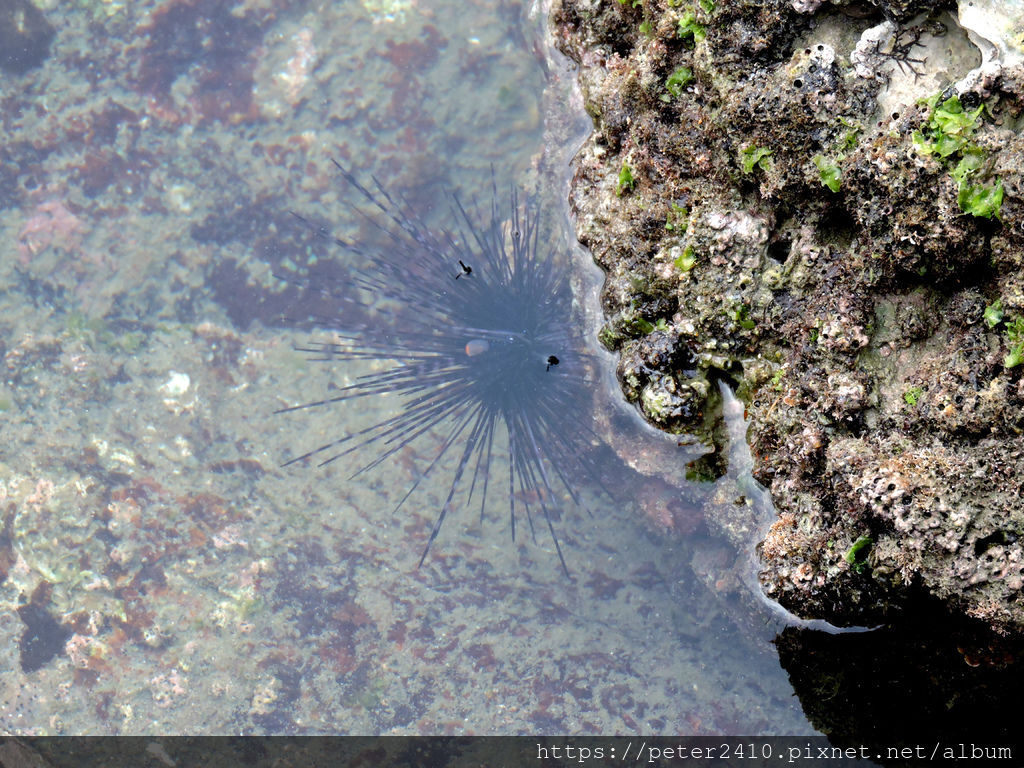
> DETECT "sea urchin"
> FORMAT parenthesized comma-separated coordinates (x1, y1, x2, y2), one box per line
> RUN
(279, 161, 599, 574)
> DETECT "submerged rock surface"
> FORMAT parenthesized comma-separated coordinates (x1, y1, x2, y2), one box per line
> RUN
(551, 0, 1024, 633)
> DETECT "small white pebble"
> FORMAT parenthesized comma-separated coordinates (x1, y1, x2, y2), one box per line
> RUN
(161, 371, 190, 397)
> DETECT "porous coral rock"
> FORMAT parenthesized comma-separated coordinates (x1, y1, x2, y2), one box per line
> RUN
(553, 0, 1024, 632)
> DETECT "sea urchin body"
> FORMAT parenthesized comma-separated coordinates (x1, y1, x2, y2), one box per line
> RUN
(279, 162, 598, 574)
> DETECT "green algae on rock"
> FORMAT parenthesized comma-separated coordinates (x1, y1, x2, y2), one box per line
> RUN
(552, 0, 1024, 634)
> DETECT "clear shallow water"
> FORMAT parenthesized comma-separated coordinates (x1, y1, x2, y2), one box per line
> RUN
(0, 0, 822, 735)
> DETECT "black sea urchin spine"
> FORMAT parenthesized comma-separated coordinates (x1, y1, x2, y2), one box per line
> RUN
(279, 161, 598, 574)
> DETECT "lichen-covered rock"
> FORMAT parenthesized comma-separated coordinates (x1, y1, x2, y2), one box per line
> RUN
(552, 0, 1024, 633)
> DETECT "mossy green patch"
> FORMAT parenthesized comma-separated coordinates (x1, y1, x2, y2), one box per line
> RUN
(845, 535, 873, 574)
(664, 202, 688, 231)
(1004, 316, 1024, 369)
(598, 325, 626, 351)
(677, 9, 705, 45)
(813, 154, 842, 193)
(984, 303, 1024, 368)
(958, 178, 1003, 219)
(912, 94, 983, 159)
(617, 163, 636, 195)
(913, 94, 1002, 218)
(740, 145, 772, 175)
(984, 299, 1004, 328)
(731, 303, 755, 330)
(838, 116, 862, 151)
(662, 67, 693, 101)
(674, 244, 697, 272)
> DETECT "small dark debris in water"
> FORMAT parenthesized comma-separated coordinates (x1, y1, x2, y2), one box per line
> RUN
(17, 600, 72, 673)
(0, 0, 55, 75)
(210, 457, 267, 477)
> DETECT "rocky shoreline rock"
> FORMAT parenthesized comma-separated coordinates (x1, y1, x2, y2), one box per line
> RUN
(551, 0, 1024, 633)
